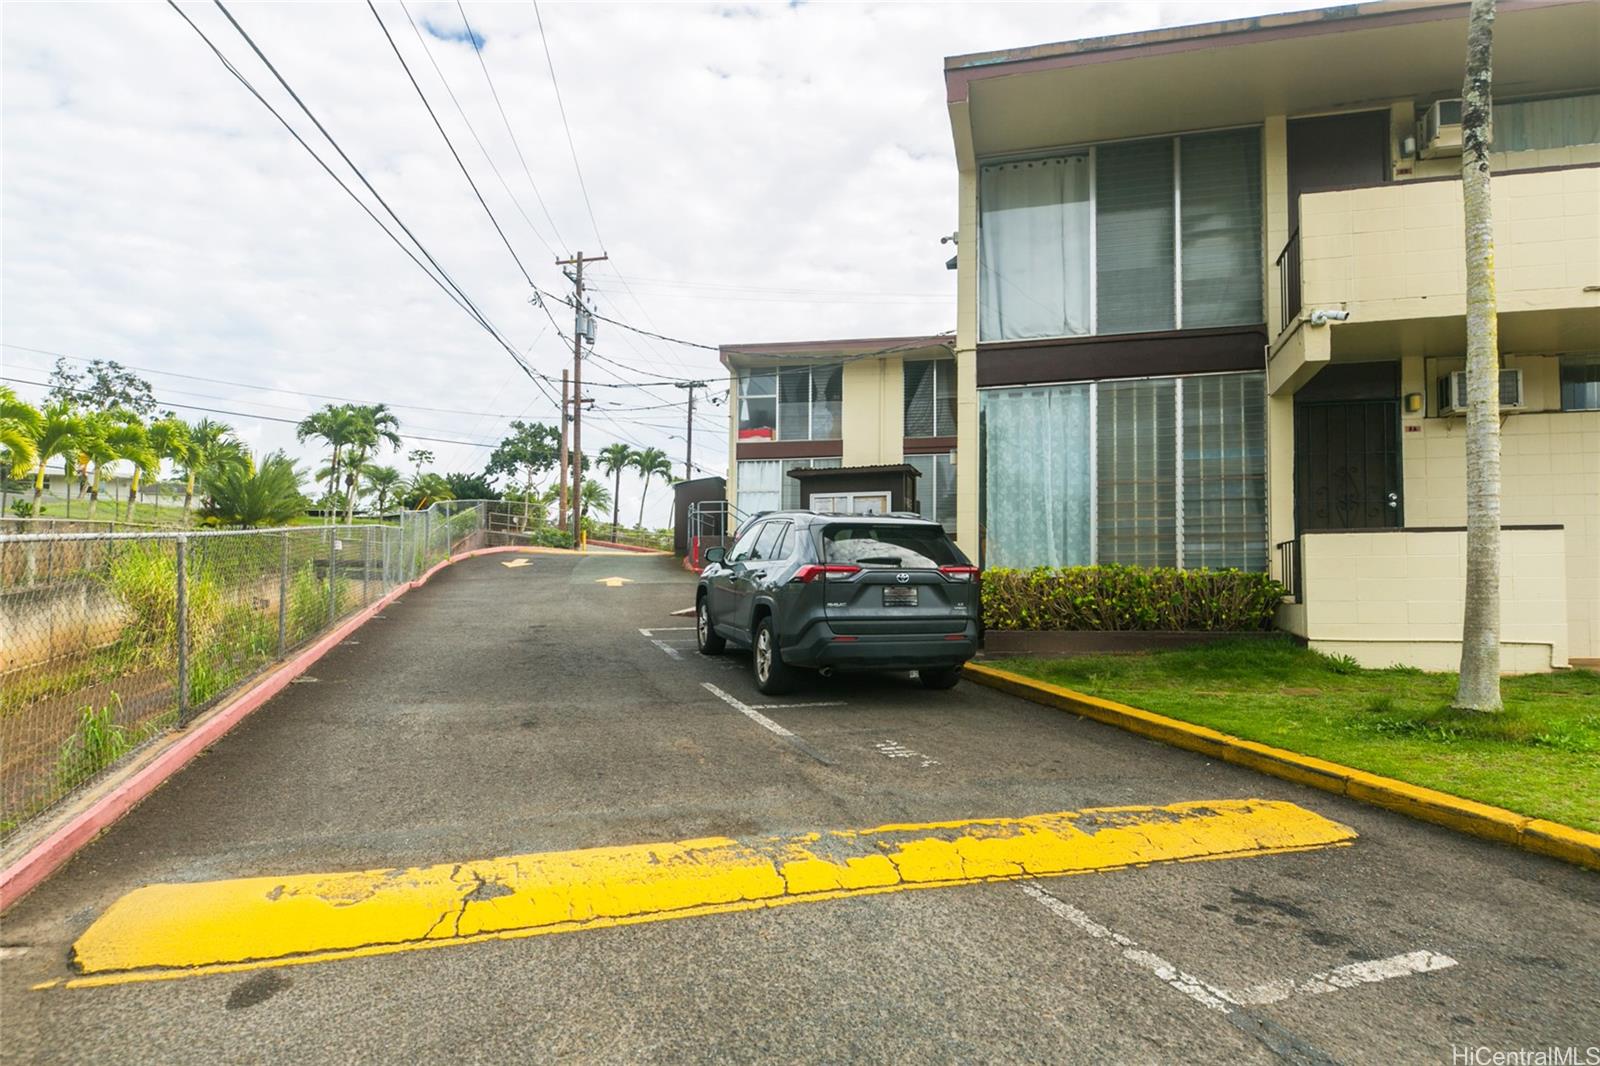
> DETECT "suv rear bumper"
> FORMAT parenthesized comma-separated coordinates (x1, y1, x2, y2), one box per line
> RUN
(783, 621, 979, 672)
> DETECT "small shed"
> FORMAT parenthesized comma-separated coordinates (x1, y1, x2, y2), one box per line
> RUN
(786, 464, 921, 516)
(671, 475, 727, 556)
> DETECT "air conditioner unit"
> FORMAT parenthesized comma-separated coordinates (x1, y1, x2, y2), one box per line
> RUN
(1419, 98, 1465, 158)
(1437, 369, 1523, 414)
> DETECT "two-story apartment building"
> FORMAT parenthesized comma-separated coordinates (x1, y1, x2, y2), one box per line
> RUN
(944, 0, 1599, 669)
(721, 336, 965, 534)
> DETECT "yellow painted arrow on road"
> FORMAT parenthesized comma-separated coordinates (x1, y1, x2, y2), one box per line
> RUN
(597, 576, 632, 588)
(501, 559, 532, 569)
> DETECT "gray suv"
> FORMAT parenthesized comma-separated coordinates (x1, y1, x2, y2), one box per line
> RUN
(695, 511, 981, 694)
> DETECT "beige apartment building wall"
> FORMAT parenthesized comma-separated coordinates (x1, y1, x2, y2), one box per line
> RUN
(1292, 527, 1570, 672)
(954, 163, 981, 555)
(840, 357, 904, 467)
(723, 373, 740, 508)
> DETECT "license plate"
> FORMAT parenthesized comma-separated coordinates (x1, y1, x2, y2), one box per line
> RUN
(883, 586, 918, 607)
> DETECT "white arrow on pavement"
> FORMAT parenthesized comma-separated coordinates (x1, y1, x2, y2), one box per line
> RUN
(597, 576, 633, 588)
(502, 558, 532, 569)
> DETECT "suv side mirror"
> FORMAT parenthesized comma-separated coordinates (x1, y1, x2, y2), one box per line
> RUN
(703, 546, 726, 565)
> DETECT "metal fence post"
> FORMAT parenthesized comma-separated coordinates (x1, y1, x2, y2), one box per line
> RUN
(278, 530, 290, 657)
(363, 524, 371, 605)
(326, 526, 336, 625)
(176, 535, 190, 726)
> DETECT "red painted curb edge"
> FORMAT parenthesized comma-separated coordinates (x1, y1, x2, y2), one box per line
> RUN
(0, 545, 534, 912)
(587, 539, 668, 554)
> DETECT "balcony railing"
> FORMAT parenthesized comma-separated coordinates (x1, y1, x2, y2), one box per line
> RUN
(1275, 537, 1300, 601)
(1275, 229, 1301, 334)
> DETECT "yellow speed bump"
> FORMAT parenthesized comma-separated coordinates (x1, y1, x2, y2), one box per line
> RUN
(67, 800, 1353, 986)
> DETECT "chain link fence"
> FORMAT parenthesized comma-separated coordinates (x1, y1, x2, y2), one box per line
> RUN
(0, 500, 540, 847)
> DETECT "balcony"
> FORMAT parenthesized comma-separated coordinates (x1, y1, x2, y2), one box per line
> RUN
(1268, 165, 1600, 395)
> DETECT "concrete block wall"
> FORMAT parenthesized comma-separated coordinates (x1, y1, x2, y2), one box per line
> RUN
(1298, 527, 1570, 672)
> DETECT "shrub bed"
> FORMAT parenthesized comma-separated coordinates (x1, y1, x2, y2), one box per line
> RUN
(981, 565, 1285, 632)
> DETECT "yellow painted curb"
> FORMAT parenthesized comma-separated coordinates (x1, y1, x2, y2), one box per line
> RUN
(962, 661, 1600, 872)
(63, 799, 1351, 986)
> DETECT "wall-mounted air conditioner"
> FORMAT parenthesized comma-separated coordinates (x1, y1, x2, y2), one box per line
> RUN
(1438, 369, 1523, 414)
(1419, 98, 1465, 158)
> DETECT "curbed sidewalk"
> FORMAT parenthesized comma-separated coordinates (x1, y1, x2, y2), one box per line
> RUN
(962, 661, 1600, 872)
(0, 545, 539, 912)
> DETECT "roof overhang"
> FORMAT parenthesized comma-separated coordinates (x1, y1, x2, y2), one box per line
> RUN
(945, 0, 1599, 165)
(719, 335, 953, 369)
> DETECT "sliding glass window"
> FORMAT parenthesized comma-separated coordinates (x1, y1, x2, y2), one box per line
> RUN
(906, 452, 958, 535)
(904, 359, 957, 437)
(742, 365, 841, 441)
(981, 371, 1266, 571)
(979, 127, 1263, 342)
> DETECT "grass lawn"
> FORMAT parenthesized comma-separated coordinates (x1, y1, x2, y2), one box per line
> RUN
(996, 639, 1600, 832)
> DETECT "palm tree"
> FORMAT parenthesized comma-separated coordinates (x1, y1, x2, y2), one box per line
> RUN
(406, 471, 454, 509)
(1, 386, 43, 514)
(146, 416, 191, 520)
(81, 411, 153, 521)
(30, 400, 83, 518)
(629, 447, 673, 530)
(296, 404, 359, 523)
(596, 442, 636, 541)
(363, 464, 404, 515)
(580, 478, 612, 528)
(201, 451, 308, 527)
(178, 418, 245, 524)
(340, 404, 402, 525)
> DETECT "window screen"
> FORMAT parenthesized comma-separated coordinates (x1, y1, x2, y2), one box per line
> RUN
(1181, 373, 1267, 569)
(1096, 139, 1176, 335)
(906, 452, 957, 535)
(1096, 378, 1178, 567)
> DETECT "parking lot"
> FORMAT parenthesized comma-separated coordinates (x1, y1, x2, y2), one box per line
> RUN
(2, 551, 1596, 1064)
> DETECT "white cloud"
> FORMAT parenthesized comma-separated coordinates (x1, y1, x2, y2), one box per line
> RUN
(2, 0, 1321, 524)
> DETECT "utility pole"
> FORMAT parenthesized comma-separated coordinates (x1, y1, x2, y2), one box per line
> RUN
(559, 369, 570, 532)
(556, 250, 606, 544)
(674, 380, 708, 481)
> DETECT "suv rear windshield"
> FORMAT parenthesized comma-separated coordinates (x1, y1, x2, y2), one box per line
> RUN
(822, 524, 960, 568)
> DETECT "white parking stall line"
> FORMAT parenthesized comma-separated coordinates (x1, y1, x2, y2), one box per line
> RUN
(1021, 881, 1457, 1013)
(747, 701, 846, 710)
(873, 740, 939, 768)
(701, 682, 833, 766)
(638, 627, 696, 637)
(650, 639, 683, 660)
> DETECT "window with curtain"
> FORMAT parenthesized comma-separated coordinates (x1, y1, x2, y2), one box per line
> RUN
(1561, 354, 1600, 411)
(979, 155, 1091, 341)
(1097, 378, 1178, 566)
(904, 360, 957, 437)
(1181, 373, 1266, 569)
(1096, 139, 1175, 334)
(981, 385, 1093, 568)
(981, 372, 1266, 571)
(738, 370, 776, 440)
(906, 452, 957, 534)
(736, 459, 781, 516)
(767, 365, 843, 441)
(1494, 93, 1600, 151)
(1179, 128, 1263, 329)
(978, 128, 1264, 342)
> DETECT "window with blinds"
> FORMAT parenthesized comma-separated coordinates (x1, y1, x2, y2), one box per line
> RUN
(1493, 93, 1600, 151)
(771, 365, 843, 441)
(980, 371, 1267, 571)
(1182, 374, 1267, 569)
(1096, 139, 1175, 335)
(978, 127, 1264, 342)
(904, 360, 957, 437)
(1561, 354, 1600, 411)
(1096, 378, 1178, 566)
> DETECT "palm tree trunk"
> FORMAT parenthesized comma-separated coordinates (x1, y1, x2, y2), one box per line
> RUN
(611, 468, 622, 541)
(88, 468, 101, 520)
(1454, 0, 1502, 712)
(127, 470, 143, 523)
(636, 475, 650, 529)
(183, 470, 196, 525)
(32, 461, 46, 516)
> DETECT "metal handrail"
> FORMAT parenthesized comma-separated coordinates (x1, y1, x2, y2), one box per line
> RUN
(1275, 228, 1302, 333)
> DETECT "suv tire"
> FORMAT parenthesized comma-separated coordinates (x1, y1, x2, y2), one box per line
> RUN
(752, 615, 798, 695)
(696, 597, 726, 655)
(919, 666, 963, 690)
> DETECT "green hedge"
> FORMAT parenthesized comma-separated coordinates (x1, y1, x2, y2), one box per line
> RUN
(981, 565, 1285, 632)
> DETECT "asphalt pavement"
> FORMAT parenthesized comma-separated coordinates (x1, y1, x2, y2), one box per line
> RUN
(1, 551, 1596, 1064)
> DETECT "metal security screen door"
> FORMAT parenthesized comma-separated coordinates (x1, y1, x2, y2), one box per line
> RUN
(1293, 400, 1403, 531)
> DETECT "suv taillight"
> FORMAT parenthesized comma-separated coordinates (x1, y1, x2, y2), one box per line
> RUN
(939, 565, 980, 582)
(792, 564, 863, 583)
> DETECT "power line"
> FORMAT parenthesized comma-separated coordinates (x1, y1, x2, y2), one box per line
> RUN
(366, 0, 538, 290)
(529, 0, 601, 252)
(453, 0, 569, 253)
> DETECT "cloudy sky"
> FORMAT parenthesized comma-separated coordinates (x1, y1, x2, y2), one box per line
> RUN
(3, 0, 1318, 523)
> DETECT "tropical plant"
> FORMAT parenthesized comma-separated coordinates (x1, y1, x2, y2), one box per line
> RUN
(1455, 0, 1503, 713)
(596, 442, 636, 541)
(629, 446, 674, 529)
(339, 404, 402, 524)
(443, 471, 497, 501)
(405, 471, 454, 509)
(47, 357, 158, 418)
(296, 404, 360, 523)
(177, 418, 246, 523)
(486, 421, 560, 523)
(200, 450, 308, 527)
(364, 464, 404, 514)
(147, 416, 191, 518)
(1, 386, 43, 514)
(579, 478, 611, 523)
(82, 410, 155, 521)
(29, 400, 83, 518)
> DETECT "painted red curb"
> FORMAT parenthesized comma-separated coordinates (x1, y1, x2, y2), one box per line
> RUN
(0, 545, 534, 912)
(587, 539, 668, 554)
